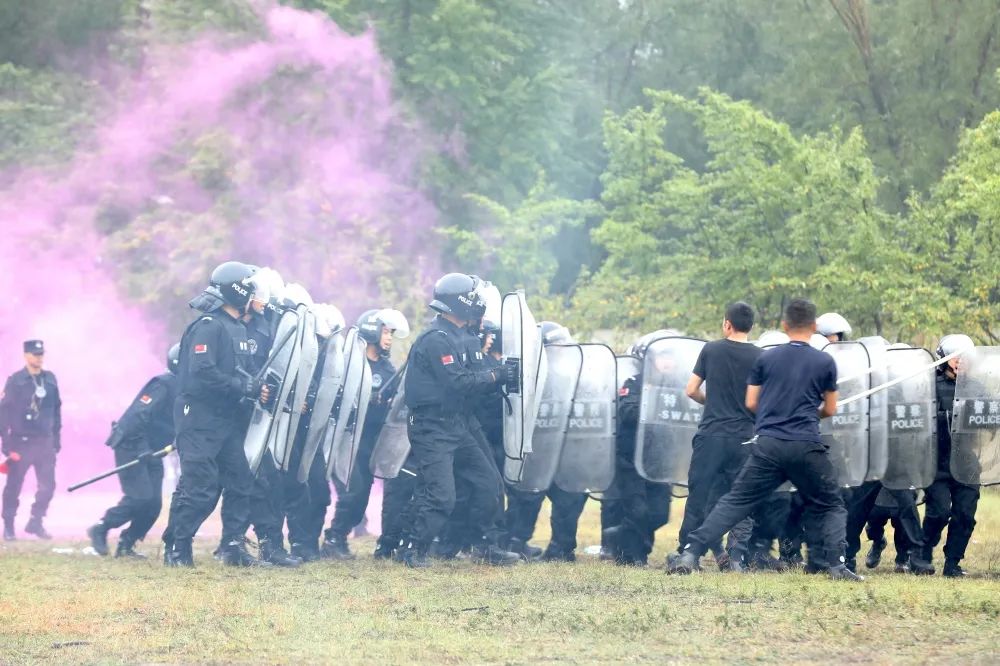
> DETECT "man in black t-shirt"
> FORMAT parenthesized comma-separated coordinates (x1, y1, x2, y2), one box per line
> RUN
(670, 302, 760, 569)
(670, 299, 861, 581)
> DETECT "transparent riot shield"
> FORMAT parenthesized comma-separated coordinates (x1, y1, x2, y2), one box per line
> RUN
(335, 355, 373, 488)
(635, 337, 705, 485)
(327, 328, 367, 481)
(276, 307, 319, 471)
(508, 344, 583, 491)
(370, 368, 411, 479)
(501, 291, 546, 463)
(266, 308, 304, 470)
(244, 310, 299, 473)
(950, 346, 1000, 486)
(859, 336, 889, 482)
(821, 342, 871, 487)
(297, 332, 346, 483)
(554, 343, 617, 493)
(882, 347, 937, 490)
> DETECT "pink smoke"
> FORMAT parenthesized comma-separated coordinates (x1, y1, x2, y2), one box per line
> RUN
(0, 4, 439, 536)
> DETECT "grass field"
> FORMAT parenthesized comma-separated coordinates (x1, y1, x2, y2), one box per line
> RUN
(2, 492, 999, 664)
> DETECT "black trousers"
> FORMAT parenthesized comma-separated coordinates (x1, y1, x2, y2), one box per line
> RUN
(2, 437, 57, 524)
(866, 505, 913, 564)
(167, 417, 252, 544)
(505, 485, 588, 553)
(922, 475, 980, 564)
(686, 436, 847, 566)
(677, 433, 753, 559)
(844, 481, 925, 562)
(748, 491, 792, 556)
(612, 449, 671, 564)
(327, 438, 376, 541)
(443, 418, 508, 550)
(406, 411, 500, 549)
(378, 462, 416, 550)
(100, 445, 164, 543)
(285, 442, 331, 550)
(240, 453, 284, 544)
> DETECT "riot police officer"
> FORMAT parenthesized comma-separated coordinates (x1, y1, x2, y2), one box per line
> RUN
(322, 308, 409, 559)
(87, 345, 179, 557)
(396, 273, 515, 568)
(922, 334, 980, 577)
(164, 261, 267, 567)
(1, 340, 62, 540)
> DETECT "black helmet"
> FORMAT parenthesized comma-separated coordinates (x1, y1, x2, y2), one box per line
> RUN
(356, 309, 381, 345)
(357, 309, 410, 357)
(429, 273, 486, 321)
(480, 318, 501, 351)
(210, 261, 256, 310)
(540, 321, 572, 346)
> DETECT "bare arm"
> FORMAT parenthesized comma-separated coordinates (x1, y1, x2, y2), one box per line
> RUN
(685, 374, 706, 405)
(819, 390, 839, 418)
(745, 384, 760, 413)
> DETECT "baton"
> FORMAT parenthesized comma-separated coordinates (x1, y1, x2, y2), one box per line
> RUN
(67, 444, 175, 492)
(836, 350, 963, 408)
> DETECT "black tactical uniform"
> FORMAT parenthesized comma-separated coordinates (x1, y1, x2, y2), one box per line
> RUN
(88, 352, 177, 557)
(1, 341, 61, 540)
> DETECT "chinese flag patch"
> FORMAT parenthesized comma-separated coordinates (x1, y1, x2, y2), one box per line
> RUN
(139, 395, 153, 405)
(441, 354, 455, 365)
(618, 387, 629, 397)
(194, 344, 208, 354)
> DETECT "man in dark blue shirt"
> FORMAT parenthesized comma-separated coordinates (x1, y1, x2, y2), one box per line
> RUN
(671, 299, 861, 581)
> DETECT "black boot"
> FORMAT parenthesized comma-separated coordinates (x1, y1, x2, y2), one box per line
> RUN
(2, 521, 14, 541)
(260, 539, 302, 568)
(222, 540, 270, 567)
(400, 543, 431, 569)
(290, 542, 321, 563)
(667, 549, 699, 575)
(162, 537, 173, 565)
(87, 523, 110, 556)
(907, 549, 935, 576)
(474, 543, 521, 566)
(508, 538, 543, 561)
(942, 560, 967, 578)
(320, 536, 356, 561)
(373, 539, 396, 560)
(166, 539, 194, 567)
(748, 550, 789, 572)
(540, 545, 575, 563)
(864, 536, 887, 570)
(115, 539, 147, 559)
(24, 517, 51, 540)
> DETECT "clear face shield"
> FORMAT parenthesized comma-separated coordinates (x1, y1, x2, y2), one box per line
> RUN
(248, 268, 284, 314)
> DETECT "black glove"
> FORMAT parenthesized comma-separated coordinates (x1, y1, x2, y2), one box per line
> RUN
(499, 358, 520, 394)
(242, 374, 264, 401)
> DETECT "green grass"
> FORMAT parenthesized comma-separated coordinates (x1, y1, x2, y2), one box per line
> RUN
(2, 493, 999, 664)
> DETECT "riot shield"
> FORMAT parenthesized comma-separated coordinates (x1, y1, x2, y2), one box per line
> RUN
(555, 343, 617, 493)
(275, 307, 319, 471)
(334, 355, 373, 487)
(370, 368, 411, 479)
(244, 309, 299, 473)
(950, 346, 1000, 486)
(327, 328, 367, 481)
(507, 344, 583, 490)
(859, 336, 889, 482)
(635, 337, 705, 485)
(821, 342, 871, 487)
(297, 332, 346, 483)
(479, 282, 502, 327)
(882, 347, 937, 490)
(501, 292, 546, 462)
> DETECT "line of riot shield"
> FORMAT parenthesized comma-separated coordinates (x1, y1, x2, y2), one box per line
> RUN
(370, 368, 411, 479)
(297, 331, 346, 483)
(882, 347, 937, 490)
(554, 343, 617, 494)
(859, 336, 890, 482)
(950, 346, 1000, 486)
(334, 354, 373, 488)
(244, 309, 299, 473)
(501, 291, 546, 464)
(635, 336, 706, 485)
(507, 344, 583, 491)
(821, 341, 872, 487)
(274, 306, 319, 471)
(589, 355, 641, 502)
(327, 328, 367, 482)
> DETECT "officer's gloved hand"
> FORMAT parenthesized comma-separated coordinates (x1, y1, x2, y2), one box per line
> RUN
(241, 375, 264, 402)
(499, 358, 520, 393)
